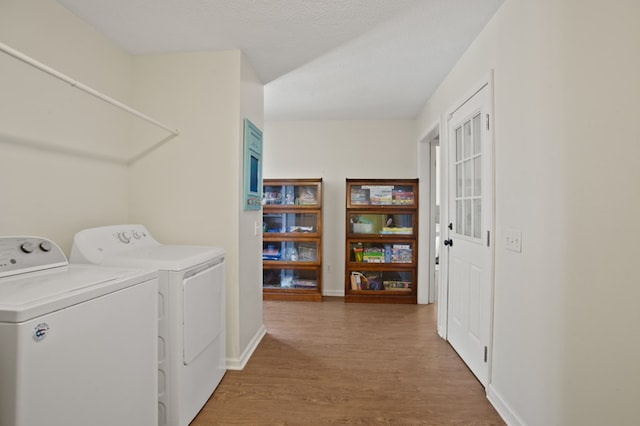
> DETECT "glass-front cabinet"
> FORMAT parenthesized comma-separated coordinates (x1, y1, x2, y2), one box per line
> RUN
(345, 178, 418, 304)
(263, 267, 319, 291)
(263, 212, 320, 236)
(263, 181, 321, 207)
(263, 239, 320, 263)
(348, 182, 415, 207)
(348, 213, 415, 235)
(263, 178, 323, 302)
(347, 241, 415, 264)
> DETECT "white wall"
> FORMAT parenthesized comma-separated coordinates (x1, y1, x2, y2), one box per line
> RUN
(0, 0, 132, 251)
(417, 0, 640, 424)
(263, 120, 417, 296)
(128, 50, 265, 368)
(1, 0, 265, 370)
(561, 1, 640, 424)
(238, 53, 266, 359)
(128, 51, 240, 246)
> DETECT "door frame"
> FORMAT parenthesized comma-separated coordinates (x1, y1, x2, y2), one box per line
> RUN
(417, 122, 441, 305)
(439, 71, 496, 379)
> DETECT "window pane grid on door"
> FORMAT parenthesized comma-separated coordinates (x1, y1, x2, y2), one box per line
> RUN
(464, 199, 472, 237)
(453, 114, 482, 240)
(456, 127, 462, 162)
(464, 159, 472, 197)
(463, 121, 472, 158)
(474, 156, 482, 196)
(473, 114, 482, 155)
(473, 199, 482, 239)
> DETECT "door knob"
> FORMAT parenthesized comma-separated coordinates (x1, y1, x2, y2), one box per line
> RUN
(444, 239, 453, 247)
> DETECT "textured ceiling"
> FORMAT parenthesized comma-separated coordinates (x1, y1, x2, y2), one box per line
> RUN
(56, 0, 504, 120)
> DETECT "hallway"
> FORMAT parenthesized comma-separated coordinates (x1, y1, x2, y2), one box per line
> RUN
(193, 298, 504, 425)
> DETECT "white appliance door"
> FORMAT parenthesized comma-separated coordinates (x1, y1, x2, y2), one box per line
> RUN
(183, 261, 224, 365)
(2, 279, 158, 426)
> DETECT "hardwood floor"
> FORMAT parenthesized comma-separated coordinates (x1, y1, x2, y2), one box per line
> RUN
(192, 297, 505, 425)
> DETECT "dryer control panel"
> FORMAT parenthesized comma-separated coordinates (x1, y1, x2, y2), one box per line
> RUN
(113, 227, 151, 245)
(70, 224, 161, 265)
(0, 237, 67, 278)
(75, 224, 156, 249)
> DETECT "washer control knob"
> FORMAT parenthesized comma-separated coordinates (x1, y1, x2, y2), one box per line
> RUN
(39, 241, 52, 252)
(132, 231, 142, 240)
(20, 242, 35, 253)
(118, 232, 132, 244)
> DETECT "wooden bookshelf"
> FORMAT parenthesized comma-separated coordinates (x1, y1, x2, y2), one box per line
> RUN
(344, 178, 418, 304)
(262, 178, 323, 302)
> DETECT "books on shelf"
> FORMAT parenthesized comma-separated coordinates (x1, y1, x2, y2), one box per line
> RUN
(391, 190, 414, 205)
(366, 185, 393, 205)
(362, 247, 384, 263)
(350, 272, 384, 290)
(263, 191, 283, 205)
(380, 227, 412, 235)
(383, 280, 412, 291)
(350, 188, 370, 205)
(351, 186, 415, 206)
(390, 244, 412, 263)
(262, 245, 281, 261)
(292, 279, 317, 289)
(352, 244, 412, 263)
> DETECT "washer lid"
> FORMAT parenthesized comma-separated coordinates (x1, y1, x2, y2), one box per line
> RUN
(96, 245, 225, 271)
(0, 264, 157, 323)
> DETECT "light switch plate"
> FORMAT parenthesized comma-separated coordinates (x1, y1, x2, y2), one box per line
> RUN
(505, 228, 522, 252)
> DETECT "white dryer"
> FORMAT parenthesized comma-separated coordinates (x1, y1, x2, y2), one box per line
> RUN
(0, 236, 158, 426)
(70, 224, 226, 426)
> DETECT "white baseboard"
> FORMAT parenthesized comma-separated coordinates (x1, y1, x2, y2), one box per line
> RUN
(226, 324, 267, 370)
(487, 384, 526, 426)
(323, 289, 344, 297)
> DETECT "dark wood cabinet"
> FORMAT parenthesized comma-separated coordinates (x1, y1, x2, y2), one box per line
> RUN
(345, 178, 418, 304)
(262, 178, 323, 302)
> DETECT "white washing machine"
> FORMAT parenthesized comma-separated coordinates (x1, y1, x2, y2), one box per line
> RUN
(0, 236, 158, 426)
(70, 224, 226, 426)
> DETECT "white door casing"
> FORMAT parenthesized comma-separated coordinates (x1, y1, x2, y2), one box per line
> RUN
(418, 124, 441, 306)
(445, 76, 494, 387)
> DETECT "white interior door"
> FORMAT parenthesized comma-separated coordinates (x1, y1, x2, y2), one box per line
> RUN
(445, 82, 494, 386)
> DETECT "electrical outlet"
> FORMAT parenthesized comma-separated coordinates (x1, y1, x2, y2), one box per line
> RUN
(505, 228, 522, 252)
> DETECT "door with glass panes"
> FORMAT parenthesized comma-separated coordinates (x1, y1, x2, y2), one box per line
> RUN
(446, 82, 494, 386)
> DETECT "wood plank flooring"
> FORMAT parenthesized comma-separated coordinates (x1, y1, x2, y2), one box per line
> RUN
(192, 297, 505, 425)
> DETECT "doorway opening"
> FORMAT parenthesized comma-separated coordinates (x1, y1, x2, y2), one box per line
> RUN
(418, 126, 441, 306)
(430, 135, 441, 304)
